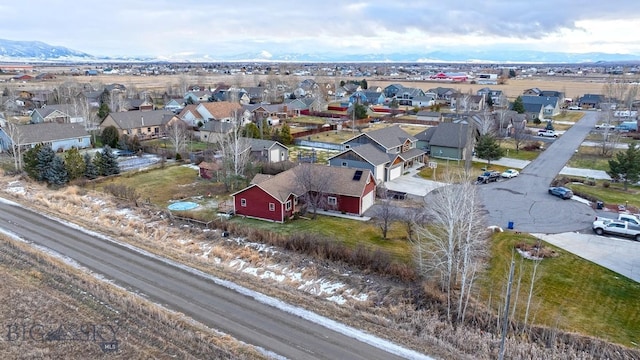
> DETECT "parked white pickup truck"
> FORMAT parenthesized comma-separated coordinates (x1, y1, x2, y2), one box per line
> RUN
(594, 214, 640, 226)
(537, 129, 558, 138)
(592, 219, 640, 241)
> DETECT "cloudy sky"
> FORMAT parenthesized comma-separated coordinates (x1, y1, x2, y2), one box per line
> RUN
(2, 1, 640, 59)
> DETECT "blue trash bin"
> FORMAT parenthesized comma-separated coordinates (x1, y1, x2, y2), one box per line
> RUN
(507, 221, 514, 230)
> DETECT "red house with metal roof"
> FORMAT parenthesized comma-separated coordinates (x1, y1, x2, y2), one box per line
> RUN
(232, 164, 376, 222)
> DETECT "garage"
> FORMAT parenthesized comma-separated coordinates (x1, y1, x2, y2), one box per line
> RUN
(388, 165, 403, 181)
(361, 191, 375, 213)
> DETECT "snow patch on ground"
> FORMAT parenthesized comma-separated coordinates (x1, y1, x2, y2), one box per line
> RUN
(6, 181, 26, 195)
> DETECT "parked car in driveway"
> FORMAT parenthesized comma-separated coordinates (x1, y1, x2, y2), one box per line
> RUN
(501, 169, 519, 178)
(548, 186, 573, 199)
(568, 105, 583, 110)
(592, 219, 640, 241)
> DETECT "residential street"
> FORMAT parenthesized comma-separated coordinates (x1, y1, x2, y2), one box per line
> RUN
(0, 199, 431, 360)
(477, 111, 599, 233)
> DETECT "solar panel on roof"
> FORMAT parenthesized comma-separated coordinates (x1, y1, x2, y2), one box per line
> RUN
(353, 170, 363, 181)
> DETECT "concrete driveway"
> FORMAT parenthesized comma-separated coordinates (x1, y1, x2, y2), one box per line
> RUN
(384, 174, 446, 197)
(533, 232, 640, 282)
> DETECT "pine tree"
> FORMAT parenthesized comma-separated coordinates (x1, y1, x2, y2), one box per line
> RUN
(84, 152, 99, 180)
(100, 146, 120, 176)
(101, 126, 119, 148)
(64, 148, 86, 180)
(608, 142, 640, 190)
(23, 143, 43, 179)
(44, 156, 69, 186)
(280, 123, 293, 145)
(512, 96, 525, 114)
(92, 151, 104, 176)
(475, 134, 505, 166)
(35, 146, 56, 182)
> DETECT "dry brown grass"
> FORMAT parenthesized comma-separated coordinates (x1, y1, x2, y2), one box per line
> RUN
(0, 234, 265, 360)
(5, 72, 608, 104)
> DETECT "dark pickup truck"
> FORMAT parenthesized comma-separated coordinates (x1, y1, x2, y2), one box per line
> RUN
(477, 171, 500, 184)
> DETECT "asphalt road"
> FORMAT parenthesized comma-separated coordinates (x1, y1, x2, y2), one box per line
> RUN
(0, 199, 430, 360)
(477, 111, 599, 233)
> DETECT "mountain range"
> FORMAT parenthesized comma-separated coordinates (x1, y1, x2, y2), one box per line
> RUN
(1, 38, 640, 64)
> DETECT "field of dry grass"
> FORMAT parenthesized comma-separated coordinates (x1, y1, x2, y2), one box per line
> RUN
(0, 234, 264, 360)
(2, 72, 609, 103)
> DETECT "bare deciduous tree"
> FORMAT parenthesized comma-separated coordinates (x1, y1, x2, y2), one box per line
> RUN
(292, 163, 335, 218)
(165, 119, 189, 155)
(477, 110, 496, 136)
(414, 173, 488, 323)
(5, 122, 25, 171)
(597, 110, 621, 156)
(370, 186, 399, 240)
(218, 112, 252, 191)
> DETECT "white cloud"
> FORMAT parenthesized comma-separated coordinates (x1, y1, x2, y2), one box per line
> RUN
(0, 0, 638, 57)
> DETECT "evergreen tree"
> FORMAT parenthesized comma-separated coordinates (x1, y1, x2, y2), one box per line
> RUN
(279, 123, 293, 145)
(101, 126, 119, 148)
(100, 146, 120, 176)
(260, 119, 271, 139)
(92, 151, 104, 176)
(608, 142, 640, 190)
(44, 156, 69, 186)
(243, 122, 261, 139)
(354, 103, 368, 119)
(360, 79, 368, 90)
(389, 98, 399, 109)
(475, 134, 505, 166)
(512, 96, 525, 114)
(545, 120, 554, 131)
(35, 146, 56, 182)
(64, 148, 86, 180)
(97, 103, 110, 120)
(84, 152, 99, 180)
(23, 143, 43, 179)
(486, 95, 494, 108)
(271, 128, 281, 143)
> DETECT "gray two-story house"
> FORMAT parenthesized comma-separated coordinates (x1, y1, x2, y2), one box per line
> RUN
(328, 125, 425, 183)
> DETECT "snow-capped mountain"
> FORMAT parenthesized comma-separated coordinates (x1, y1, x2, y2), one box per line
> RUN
(1, 38, 639, 64)
(0, 39, 94, 61)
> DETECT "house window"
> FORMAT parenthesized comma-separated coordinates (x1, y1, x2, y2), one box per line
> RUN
(78, 138, 82, 142)
(285, 200, 292, 211)
(147, 127, 151, 132)
(269, 203, 275, 211)
(341, 162, 347, 167)
(328, 196, 337, 206)
(240, 198, 247, 207)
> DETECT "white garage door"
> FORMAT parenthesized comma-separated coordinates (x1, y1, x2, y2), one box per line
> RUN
(389, 166, 403, 181)
(361, 191, 374, 213)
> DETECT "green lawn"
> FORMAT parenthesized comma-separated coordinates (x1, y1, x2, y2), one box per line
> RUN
(92, 164, 216, 205)
(566, 182, 640, 209)
(229, 215, 413, 263)
(479, 232, 640, 347)
(567, 145, 613, 172)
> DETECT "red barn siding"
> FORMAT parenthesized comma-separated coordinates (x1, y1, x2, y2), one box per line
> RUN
(234, 186, 285, 222)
